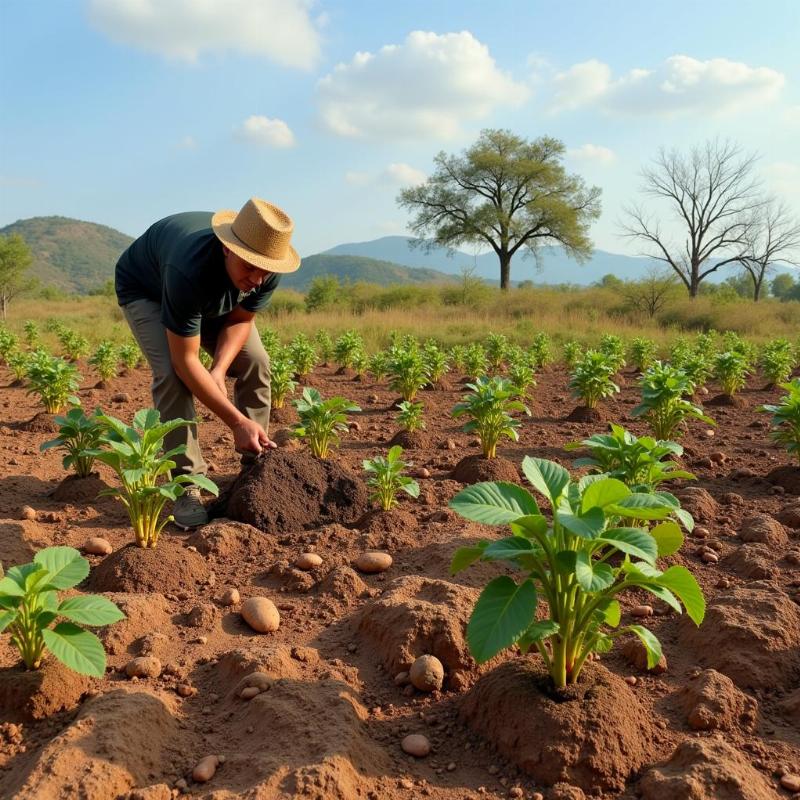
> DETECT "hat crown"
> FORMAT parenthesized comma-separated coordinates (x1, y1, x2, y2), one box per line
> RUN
(231, 198, 294, 260)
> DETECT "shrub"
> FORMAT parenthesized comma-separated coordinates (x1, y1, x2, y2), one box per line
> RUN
(761, 379, 800, 464)
(529, 332, 553, 369)
(26, 353, 81, 414)
(0, 546, 124, 676)
(396, 400, 425, 432)
(422, 340, 450, 384)
(289, 334, 317, 379)
(450, 344, 467, 373)
(292, 388, 360, 458)
(562, 340, 581, 369)
(23, 320, 39, 349)
(599, 334, 626, 372)
(352, 348, 369, 380)
(759, 338, 795, 386)
(363, 445, 420, 511)
(569, 351, 619, 409)
(463, 343, 488, 381)
(333, 330, 363, 369)
(314, 330, 334, 364)
(59, 329, 89, 361)
(632, 362, 714, 440)
(630, 337, 657, 373)
(450, 457, 705, 688)
(259, 326, 281, 357)
(7, 349, 29, 382)
(452, 376, 529, 458)
(485, 333, 509, 370)
(118, 342, 142, 370)
(680, 351, 712, 392)
(269, 354, 298, 409)
(388, 349, 430, 402)
(0, 327, 18, 364)
(508, 359, 537, 401)
(89, 340, 119, 382)
(40, 407, 106, 478)
(368, 351, 390, 382)
(713, 350, 750, 397)
(94, 409, 219, 548)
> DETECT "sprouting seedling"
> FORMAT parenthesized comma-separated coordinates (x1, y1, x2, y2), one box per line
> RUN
(292, 388, 361, 459)
(89, 340, 119, 383)
(396, 400, 426, 433)
(388, 349, 430, 402)
(569, 350, 619, 409)
(270, 353, 298, 409)
(40, 407, 106, 479)
(0, 546, 124, 676)
(713, 350, 751, 397)
(26, 352, 81, 414)
(363, 445, 420, 511)
(761, 378, 800, 465)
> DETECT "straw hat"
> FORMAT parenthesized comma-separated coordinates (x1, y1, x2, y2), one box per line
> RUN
(212, 197, 301, 273)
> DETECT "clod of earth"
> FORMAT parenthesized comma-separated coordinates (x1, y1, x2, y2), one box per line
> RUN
(218, 587, 240, 606)
(125, 656, 162, 679)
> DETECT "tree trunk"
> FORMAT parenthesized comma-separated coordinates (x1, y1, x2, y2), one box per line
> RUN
(0, 295, 7, 321)
(753, 274, 763, 301)
(689, 274, 700, 298)
(499, 252, 512, 290)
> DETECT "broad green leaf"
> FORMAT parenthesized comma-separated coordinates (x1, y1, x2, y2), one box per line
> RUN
(0, 609, 18, 632)
(672, 507, 695, 532)
(185, 474, 220, 496)
(626, 625, 663, 669)
(575, 551, 615, 592)
(658, 566, 705, 625)
(0, 575, 25, 597)
(554, 550, 577, 574)
(600, 599, 621, 627)
(582, 478, 630, 512)
(34, 547, 88, 590)
(449, 482, 540, 525)
(42, 622, 107, 677)
(466, 577, 537, 663)
(158, 485, 181, 500)
(518, 619, 560, 653)
(5, 563, 45, 592)
(640, 583, 682, 614)
(607, 493, 673, 520)
(57, 595, 125, 626)
(597, 528, 658, 565)
(521, 457, 570, 504)
(483, 537, 535, 562)
(450, 543, 489, 574)
(650, 521, 684, 557)
(556, 507, 605, 539)
(509, 514, 548, 539)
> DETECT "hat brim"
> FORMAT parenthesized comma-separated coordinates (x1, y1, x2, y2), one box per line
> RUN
(211, 210, 301, 274)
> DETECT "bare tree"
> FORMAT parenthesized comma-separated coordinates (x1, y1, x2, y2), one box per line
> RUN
(620, 140, 763, 297)
(622, 267, 681, 318)
(736, 197, 800, 301)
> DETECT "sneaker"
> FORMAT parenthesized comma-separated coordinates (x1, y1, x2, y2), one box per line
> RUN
(173, 484, 208, 530)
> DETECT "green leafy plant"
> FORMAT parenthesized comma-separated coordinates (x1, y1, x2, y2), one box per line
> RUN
(680, 351, 712, 393)
(40, 407, 106, 478)
(452, 376, 529, 458)
(333, 330, 364, 370)
(569, 351, 619, 409)
(759, 338, 795, 386)
(352, 348, 369, 380)
(368, 351, 390, 383)
(59, 329, 89, 362)
(268, 353, 297, 409)
(450, 457, 705, 688)
(89, 340, 119, 383)
(94, 409, 219, 548)
(258, 326, 281, 358)
(632, 362, 714, 439)
(562, 340, 581, 369)
(292, 388, 361, 458)
(363, 445, 420, 511)
(118, 342, 142, 371)
(449, 344, 467, 373)
(396, 400, 425, 432)
(289, 334, 317, 379)
(760, 379, 800, 464)
(388, 349, 430, 402)
(26, 353, 81, 414)
(463, 343, 488, 381)
(314, 330, 334, 364)
(713, 350, 750, 397)
(198, 349, 213, 369)
(485, 333, 509, 370)
(0, 546, 124, 676)
(529, 332, 553, 369)
(669, 337, 693, 369)
(599, 334, 626, 373)
(0, 327, 19, 364)
(23, 320, 39, 349)
(422, 340, 450, 384)
(630, 337, 657, 373)
(508, 359, 537, 401)
(7, 349, 29, 382)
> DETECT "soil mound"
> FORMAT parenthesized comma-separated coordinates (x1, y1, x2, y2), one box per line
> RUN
(707, 393, 743, 407)
(3, 689, 179, 800)
(738, 514, 788, 547)
(0, 518, 45, 566)
(221, 449, 369, 533)
(187, 519, 272, 563)
(450, 454, 519, 484)
(99, 593, 175, 661)
(216, 645, 302, 688)
(677, 669, 758, 731)
(680, 582, 800, 690)
(776, 501, 800, 528)
(0, 659, 91, 721)
(88, 540, 210, 594)
(765, 464, 800, 495)
(49, 472, 110, 503)
(460, 660, 655, 792)
(19, 412, 59, 433)
(357, 576, 481, 691)
(565, 405, 602, 423)
(722, 544, 776, 580)
(638, 737, 779, 800)
(388, 428, 432, 450)
(270, 405, 297, 425)
(675, 486, 720, 522)
(355, 507, 419, 548)
(319, 566, 368, 603)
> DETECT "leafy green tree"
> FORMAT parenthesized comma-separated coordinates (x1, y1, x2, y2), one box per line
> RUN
(770, 273, 797, 300)
(305, 275, 341, 312)
(398, 129, 601, 290)
(0, 233, 34, 319)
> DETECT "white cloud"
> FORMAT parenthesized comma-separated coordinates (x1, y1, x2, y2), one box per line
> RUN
(235, 116, 296, 148)
(86, 0, 321, 69)
(550, 55, 784, 116)
(177, 135, 197, 150)
(318, 30, 528, 140)
(344, 163, 427, 188)
(566, 144, 616, 164)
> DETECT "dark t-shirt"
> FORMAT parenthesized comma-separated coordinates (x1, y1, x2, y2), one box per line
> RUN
(115, 211, 280, 337)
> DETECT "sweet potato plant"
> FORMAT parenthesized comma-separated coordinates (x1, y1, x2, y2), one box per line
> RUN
(363, 445, 420, 511)
(761, 378, 800, 464)
(293, 388, 360, 458)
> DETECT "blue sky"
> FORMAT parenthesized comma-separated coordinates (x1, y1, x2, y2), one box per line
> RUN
(1, 0, 798, 258)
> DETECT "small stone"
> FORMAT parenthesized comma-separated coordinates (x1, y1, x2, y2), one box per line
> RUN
(192, 755, 219, 783)
(125, 656, 162, 679)
(295, 552, 323, 570)
(240, 597, 280, 633)
(176, 684, 195, 697)
(399, 778, 414, 789)
(218, 587, 240, 606)
(413, 467, 431, 479)
(354, 551, 393, 574)
(239, 686, 261, 700)
(83, 537, 112, 556)
(409, 655, 445, 692)
(401, 734, 431, 757)
(21, 506, 36, 521)
(348, 420, 361, 431)
(701, 551, 719, 564)
(631, 604, 653, 618)
(111, 392, 131, 403)
(704, 429, 715, 438)
(693, 526, 710, 539)
(446, 439, 457, 450)
(394, 671, 410, 686)
(625, 676, 637, 686)
(780, 774, 800, 792)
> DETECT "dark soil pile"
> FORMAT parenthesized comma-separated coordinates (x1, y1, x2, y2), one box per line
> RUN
(460, 660, 655, 792)
(450, 454, 519, 484)
(388, 429, 432, 450)
(707, 393, 744, 407)
(87, 540, 211, 594)
(765, 464, 800, 494)
(566, 405, 602, 423)
(49, 472, 110, 503)
(19, 412, 59, 433)
(220, 449, 369, 533)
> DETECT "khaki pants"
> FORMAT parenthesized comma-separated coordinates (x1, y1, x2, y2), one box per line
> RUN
(121, 298, 271, 476)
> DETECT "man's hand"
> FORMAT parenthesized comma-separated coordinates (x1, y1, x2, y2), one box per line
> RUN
(232, 417, 276, 455)
(209, 367, 228, 399)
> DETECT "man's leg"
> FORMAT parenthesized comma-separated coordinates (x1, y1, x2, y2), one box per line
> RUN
(121, 299, 207, 477)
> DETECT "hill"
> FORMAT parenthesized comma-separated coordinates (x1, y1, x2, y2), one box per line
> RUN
(0, 216, 134, 294)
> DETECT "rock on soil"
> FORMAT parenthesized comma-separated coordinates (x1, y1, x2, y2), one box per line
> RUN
(19, 412, 59, 433)
(737, 514, 789, 547)
(776, 501, 800, 528)
(450, 454, 519, 484)
(2, 689, 179, 800)
(460, 660, 655, 793)
(0, 659, 91, 721)
(638, 737, 779, 800)
(677, 669, 758, 731)
(219, 449, 369, 533)
(357, 576, 482, 691)
(680, 581, 800, 690)
(50, 473, 110, 504)
(354, 551, 393, 574)
(409, 654, 445, 692)
(88, 541, 210, 594)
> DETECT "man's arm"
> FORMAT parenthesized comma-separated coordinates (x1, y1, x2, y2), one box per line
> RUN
(166, 329, 271, 454)
(209, 305, 255, 384)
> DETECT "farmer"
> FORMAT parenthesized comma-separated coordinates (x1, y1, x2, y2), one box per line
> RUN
(115, 197, 301, 529)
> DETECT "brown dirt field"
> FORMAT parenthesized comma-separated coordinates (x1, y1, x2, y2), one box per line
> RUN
(0, 360, 798, 799)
